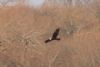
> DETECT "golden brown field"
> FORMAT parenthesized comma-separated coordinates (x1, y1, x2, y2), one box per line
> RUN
(0, 4, 100, 67)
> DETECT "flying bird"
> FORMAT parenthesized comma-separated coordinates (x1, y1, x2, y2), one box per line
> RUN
(45, 28, 60, 43)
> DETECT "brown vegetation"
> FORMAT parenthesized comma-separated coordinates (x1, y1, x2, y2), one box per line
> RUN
(0, 4, 100, 67)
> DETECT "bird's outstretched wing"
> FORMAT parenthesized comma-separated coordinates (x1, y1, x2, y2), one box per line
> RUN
(45, 39, 51, 43)
(45, 28, 60, 43)
(52, 28, 60, 40)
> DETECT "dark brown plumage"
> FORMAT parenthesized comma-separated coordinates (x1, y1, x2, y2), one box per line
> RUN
(45, 28, 60, 43)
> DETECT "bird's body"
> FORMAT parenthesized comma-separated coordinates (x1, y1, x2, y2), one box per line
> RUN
(45, 28, 60, 43)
